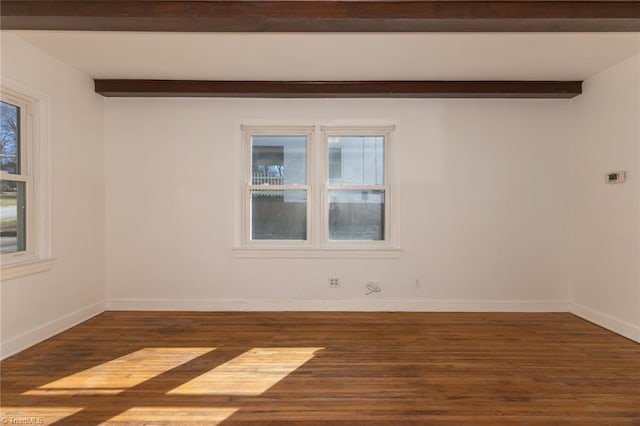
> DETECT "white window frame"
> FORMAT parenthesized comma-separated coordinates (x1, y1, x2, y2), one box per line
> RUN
(235, 123, 400, 259)
(0, 92, 34, 263)
(1, 79, 53, 280)
(241, 125, 315, 248)
(321, 126, 393, 249)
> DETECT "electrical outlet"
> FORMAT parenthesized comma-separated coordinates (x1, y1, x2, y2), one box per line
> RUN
(414, 279, 421, 289)
(329, 278, 339, 287)
(605, 171, 626, 184)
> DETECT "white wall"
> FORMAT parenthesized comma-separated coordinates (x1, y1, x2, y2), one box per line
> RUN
(1, 32, 637, 356)
(0, 34, 106, 358)
(105, 98, 572, 311)
(571, 54, 640, 342)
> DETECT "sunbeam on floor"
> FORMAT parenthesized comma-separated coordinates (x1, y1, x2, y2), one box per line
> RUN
(5, 345, 323, 424)
(23, 347, 215, 396)
(168, 347, 324, 396)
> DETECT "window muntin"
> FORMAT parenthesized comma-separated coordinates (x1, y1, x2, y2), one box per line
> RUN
(1, 97, 31, 257)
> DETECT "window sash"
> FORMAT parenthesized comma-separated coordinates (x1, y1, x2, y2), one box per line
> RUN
(323, 187, 390, 244)
(243, 126, 314, 246)
(245, 186, 312, 245)
(321, 128, 392, 246)
(248, 187, 311, 242)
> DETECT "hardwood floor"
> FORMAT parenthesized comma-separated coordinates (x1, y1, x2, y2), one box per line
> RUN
(1, 312, 639, 425)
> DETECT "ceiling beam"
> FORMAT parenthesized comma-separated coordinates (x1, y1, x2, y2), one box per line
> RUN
(2, 1, 639, 32)
(93, 80, 583, 98)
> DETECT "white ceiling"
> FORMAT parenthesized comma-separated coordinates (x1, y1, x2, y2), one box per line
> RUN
(10, 31, 640, 81)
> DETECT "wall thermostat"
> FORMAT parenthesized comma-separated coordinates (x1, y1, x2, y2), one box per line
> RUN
(605, 171, 626, 184)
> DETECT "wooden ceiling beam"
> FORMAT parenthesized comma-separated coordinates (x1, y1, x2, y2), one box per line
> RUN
(93, 80, 583, 98)
(2, 1, 639, 32)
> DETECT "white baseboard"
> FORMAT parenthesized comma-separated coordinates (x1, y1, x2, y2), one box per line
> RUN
(106, 298, 570, 313)
(571, 303, 640, 343)
(1, 301, 105, 360)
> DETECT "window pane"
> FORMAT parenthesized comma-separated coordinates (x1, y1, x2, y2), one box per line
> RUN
(1, 180, 26, 254)
(329, 190, 384, 241)
(328, 147, 342, 180)
(252, 136, 306, 185)
(0, 101, 20, 175)
(328, 136, 383, 185)
(251, 190, 307, 240)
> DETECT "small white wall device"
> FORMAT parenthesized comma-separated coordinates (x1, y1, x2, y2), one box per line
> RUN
(605, 171, 626, 184)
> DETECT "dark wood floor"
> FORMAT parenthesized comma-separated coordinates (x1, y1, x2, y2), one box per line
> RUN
(1, 312, 639, 425)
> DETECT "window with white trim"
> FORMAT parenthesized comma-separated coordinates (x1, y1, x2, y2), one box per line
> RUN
(240, 125, 395, 253)
(1, 94, 32, 260)
(243, 127, 313, 245)
(1, 83, 52, 276)
(324, 129, 389, 244)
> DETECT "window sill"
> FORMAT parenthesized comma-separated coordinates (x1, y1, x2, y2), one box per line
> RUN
(232, 247, 402, 259)
(1, 258, 56, 281)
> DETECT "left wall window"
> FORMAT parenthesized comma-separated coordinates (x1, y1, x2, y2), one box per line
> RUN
(1, 84, 53, 277)
(1, 96, 30, 257)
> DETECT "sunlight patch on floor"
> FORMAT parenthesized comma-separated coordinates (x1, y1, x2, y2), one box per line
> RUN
(167, 347, 323, 396)
(23, 347, 214, 396)
(0, 406, 85, 425)
(104, 406, 239, 424)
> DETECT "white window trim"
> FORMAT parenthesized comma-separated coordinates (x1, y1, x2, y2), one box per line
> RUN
(0, 77, 54, 280)
(321, 126, 395, 249)
(241, 125, 315, 248)
(234, 123, 401, 259)
(233, 247, 401, 259)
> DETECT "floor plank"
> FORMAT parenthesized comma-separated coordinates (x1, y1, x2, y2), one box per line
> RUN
(1, 312, 639, 425)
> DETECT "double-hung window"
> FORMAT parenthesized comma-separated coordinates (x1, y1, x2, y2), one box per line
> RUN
(1, 94, 32, 260)
(244, 127, 313, 245)
(323, 128, 389, 245)
(1, 82, 52, 278)
(240, 125, 396, 256)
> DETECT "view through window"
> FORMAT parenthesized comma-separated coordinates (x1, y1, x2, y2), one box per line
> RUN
(327, 135, 386, 241)
(0, 99, 27, 255)
(244, 126, 393, 248)
(250, 135, 308, 240)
